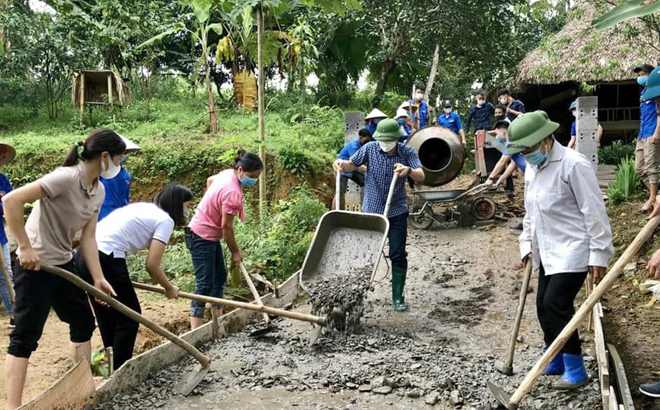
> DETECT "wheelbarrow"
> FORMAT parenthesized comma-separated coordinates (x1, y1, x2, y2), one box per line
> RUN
(408, 184, 495, 229)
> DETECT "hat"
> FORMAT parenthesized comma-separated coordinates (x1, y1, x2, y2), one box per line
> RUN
(506, 110, 559, 154)
(395, 109, 409, 119)
(497, 88, 511, 97)
(569, 100, 577, 110)
(442, 100, 452, 108)
(643, 65, 660, 101)
(118, 134, 140, 152)
(634, 64, 655, 75)
(365, 108, 388, 121)
(399, 101, 411, 110)
(0, 143, 16, 166)
(374, 118, 404, 141)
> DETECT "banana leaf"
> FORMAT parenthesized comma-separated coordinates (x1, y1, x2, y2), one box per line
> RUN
(592, 0, 660, 30)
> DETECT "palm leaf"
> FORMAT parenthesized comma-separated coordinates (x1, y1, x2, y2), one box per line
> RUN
(592, 0, 660, 30)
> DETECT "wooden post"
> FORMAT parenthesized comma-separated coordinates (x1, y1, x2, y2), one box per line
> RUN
(106, 347, 114, 376)
(107, 73, 113, 107)
(257, 5, 266, 221)
(79, 73, 85, 126)
(210, 306, 219, 339)
(575, 96, 599, 172)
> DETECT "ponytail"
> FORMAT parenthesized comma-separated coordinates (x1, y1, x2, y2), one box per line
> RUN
(62, 129, 126, 167)
(233, 149, 263, 172)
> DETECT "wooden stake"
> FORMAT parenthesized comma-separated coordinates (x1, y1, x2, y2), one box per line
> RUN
(79, 73, 85, 126)
(210, 306, 219, 339)
(107, 73, 113, 107)
(257, 5, 266, 221)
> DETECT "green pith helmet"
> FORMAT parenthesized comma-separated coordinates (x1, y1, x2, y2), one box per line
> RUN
(374, 118, 404, 141)
(643, 66, 660, 101)
(506, 110, 559, 154)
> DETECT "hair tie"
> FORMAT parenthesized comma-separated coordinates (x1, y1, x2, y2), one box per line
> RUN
(76, 141, 84, 148)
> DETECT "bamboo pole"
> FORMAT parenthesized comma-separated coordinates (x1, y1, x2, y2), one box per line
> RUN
(79, 73, 85, 126)
(257, 5, 266, 221)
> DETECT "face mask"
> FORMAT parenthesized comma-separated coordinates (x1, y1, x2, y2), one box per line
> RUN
(120, 155, 128, 164)
(415, 93, 424, 101)
(495, 114, 506, 121)
(571, 110, 577, 118)
(444, 108, 452, 114)
(477, 99, 485, 107)
(379, 140, 397, 152)
(373, 118, 382, 125)
(397, 118, 406, 125)
(239, 175, 258, 188)
(638, 76, 648, 86)
(499, 97, 508, 105)
(524, 143, 549, 167)
(101, 156, 121, 179)
(183, 209, 190, 220)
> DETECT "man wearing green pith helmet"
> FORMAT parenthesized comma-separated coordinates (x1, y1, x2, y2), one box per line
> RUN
(333, 118, 425, 311)
(508, 110, 613, 391)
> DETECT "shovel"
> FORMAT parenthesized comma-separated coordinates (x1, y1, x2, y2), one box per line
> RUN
(239, 262, 270, 325)
(41, 264, 211, 396)
(488, 215, 660, 409)
(495, 261, 533, 376)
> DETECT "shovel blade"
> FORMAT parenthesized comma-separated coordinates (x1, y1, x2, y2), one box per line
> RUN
(308, 324, 323, 347)
(487, 381, 518, 410)
(174, 364, 210, 396)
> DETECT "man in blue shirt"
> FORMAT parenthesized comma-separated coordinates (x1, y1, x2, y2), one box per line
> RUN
(498, 88, 526, 122)
(437, 101, 466, 146)
(394, 109, 413, 142)
(337, 128, 373, 194)
(568, 100, 603, 149)
(99, 135, 140, 220)
(409, 84, 430, 130)
(0, 142, 15, 328)
(634, 64, 659, 212)
(334, 119, 425, 311)
(466, 90, 495, 133)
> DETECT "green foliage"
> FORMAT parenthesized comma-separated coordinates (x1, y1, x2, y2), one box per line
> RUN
(592, 0, 660, 30)
(599, 141, 636, 166)
(90, 348, 110, 378)
(608, 157, 642, 206)
(278, 146, 310, 176)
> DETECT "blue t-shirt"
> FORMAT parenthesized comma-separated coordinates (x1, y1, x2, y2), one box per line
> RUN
(437, 111, 463, 135)
(501, 145, 527, 173)
(365, 123, 377, 134)
(640, 89, 658, 139)
(0, 174, 13, 245)
(338, 139, 363, 177)
(350, 142, 422, 218)
(399, 124, 412, 142)
(506, 99, 526, 122)
(99, 167, 131, 220)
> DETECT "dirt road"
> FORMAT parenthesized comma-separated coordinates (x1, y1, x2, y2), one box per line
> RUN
(98, 224, 602, 409)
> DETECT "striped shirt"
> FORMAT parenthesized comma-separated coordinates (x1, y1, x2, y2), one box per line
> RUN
(350, 141, 422, 218)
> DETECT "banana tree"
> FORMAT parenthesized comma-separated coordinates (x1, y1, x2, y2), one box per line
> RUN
(592, 0, 660, 30)
(138, 0, 222, 133)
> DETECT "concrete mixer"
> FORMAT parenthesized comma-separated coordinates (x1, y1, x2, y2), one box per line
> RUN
(406, 126, 497, 229)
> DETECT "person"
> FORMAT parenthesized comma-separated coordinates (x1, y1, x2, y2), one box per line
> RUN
(364, 109, 387, 134)
(0, 142, 16, 328)
(466, 90, 495, 134)
(3, 129, 124, 409)
(484, 121, 525, 198)
(638, 64, 660, 399)
(567, 100, 603, 150)
(76, 183, 190, 370)
(333, 118, 425, 311)
(498, 88, 526, 122)
(187, 149, 263, 329)
(98, 135, 140, 220)
(437, 100, 466, 146)
(337, 128, 373, 196)
(508, 111, 613, 390)
(494, 104, 510, 123)
(394, 109, 413, 142)
(409, 84, 430, 130)
(634, 64, 659, 212)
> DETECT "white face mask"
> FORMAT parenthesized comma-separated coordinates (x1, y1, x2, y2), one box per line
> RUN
(444, 108, 452, 114)
(379, 141, 398, 152)
(499, 97, 508, 105)
(415, 92, 424, 101)
(101, 156, 122, 179)
(183, 208, 190, 220)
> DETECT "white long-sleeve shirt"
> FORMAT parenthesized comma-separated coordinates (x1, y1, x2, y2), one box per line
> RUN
(519, 142, 613, 275)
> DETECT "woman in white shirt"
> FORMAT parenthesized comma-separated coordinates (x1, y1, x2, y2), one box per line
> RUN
(77, 183, 192, 370)
(506, 111, 613, 391)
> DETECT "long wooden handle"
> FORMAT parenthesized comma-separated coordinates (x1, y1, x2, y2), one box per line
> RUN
(239, 262, 270, 324)
(133, 281, 326, 326)
(42, 264, 210, 368)
(0, 249, 15, 306)
(504, 262, 533, 369)
(509, 216, 660, 405)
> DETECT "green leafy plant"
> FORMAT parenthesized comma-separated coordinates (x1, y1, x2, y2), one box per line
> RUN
(599, 141, 636, 166)
(278, 146, 311, 176)
(90, 348, 110, 378)
(607, 157, 642, 206)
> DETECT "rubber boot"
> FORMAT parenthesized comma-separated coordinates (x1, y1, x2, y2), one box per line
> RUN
(552, 353, 590, 390)
(541, 347, 564, 376)
(392, 268, 408, 311)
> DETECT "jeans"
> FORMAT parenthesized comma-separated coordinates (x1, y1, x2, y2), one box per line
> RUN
(0, 242, 13, 315)
(77, 251, 139, 370)
(536, 266, 587, 355)
(388, 212, 409, 270)
(186, 230, 227, 318)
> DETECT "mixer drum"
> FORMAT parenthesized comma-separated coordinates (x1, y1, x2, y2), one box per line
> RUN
(406, 126, 466, 187)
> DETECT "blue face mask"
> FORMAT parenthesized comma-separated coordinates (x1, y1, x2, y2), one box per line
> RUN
(638, 76, 649, 86)
(397, 118, 406, 125)
(239, 175, 258, 188)
(524, 147, 548, 167)
(373, 118, 382, 125)
(120, 155, 128, 164)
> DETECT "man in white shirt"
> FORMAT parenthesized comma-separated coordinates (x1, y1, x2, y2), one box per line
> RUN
(507, 111, 613, 391)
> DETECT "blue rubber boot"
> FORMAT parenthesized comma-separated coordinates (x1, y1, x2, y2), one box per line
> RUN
(541, 348, 564, 376)
(552, 353, 590, 390)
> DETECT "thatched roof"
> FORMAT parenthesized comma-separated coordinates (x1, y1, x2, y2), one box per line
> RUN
(72, 70, 131, 107)
(515, 2, 660, 86)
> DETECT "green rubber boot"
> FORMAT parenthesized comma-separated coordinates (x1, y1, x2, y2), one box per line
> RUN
(392, 268, 409, 311)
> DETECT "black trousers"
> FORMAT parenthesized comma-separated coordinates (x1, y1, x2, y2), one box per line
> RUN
(536, 266, 587, 355)
(77, 251, 140, 370)
(8, 259, 95, 358)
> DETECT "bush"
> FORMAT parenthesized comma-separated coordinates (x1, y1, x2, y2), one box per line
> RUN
(599, 141, 636, 166)
(278, 145, 311, 176)
(607, 157, 641, 206)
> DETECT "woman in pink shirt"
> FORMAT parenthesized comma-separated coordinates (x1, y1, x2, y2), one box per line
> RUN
(187, 149, 263, 329)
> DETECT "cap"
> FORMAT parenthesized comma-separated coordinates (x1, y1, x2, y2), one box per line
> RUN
(442, 100, 452, 108)
(634, 64, 655, 75)
(569, 100, 577, 110)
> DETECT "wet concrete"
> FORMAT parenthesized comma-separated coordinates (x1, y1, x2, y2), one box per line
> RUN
(97, 225, 602, 410)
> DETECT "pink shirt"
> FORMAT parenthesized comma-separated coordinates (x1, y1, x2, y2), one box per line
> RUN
(189, 169, 245, 241)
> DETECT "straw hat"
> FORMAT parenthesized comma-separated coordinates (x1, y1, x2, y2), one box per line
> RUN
(395, 108, 409, 119)
(0, 143, 16, 166)
(365, 108, 387, 121)
(118, 134, 140, 152)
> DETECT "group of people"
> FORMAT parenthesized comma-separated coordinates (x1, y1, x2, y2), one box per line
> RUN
(0, 128, 262, 409)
